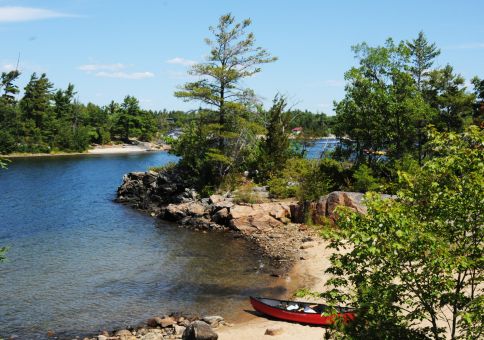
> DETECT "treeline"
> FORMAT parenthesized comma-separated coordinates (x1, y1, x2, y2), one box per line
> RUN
(0, 72, 191, 154)
(267, 33, 484, 196)
(0, 71, 331, 155)
(169, 27, 483, 196)
(333, 32, 483, 167)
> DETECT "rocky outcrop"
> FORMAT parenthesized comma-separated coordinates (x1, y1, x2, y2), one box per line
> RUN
(228, 202, 292, 234)
(115, 168, 195, 212)
(115, 171, 385, 267)
(290, 191, 368, 224)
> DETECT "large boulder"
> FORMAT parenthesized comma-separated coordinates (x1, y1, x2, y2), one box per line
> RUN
(164, 202, 209, 221)
(226, 202, 295, 234)
(291, 191, 375, 224)
(182, 321, 218, 340)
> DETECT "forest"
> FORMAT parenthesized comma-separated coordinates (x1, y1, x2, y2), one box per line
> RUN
(0, 71, 333, 155)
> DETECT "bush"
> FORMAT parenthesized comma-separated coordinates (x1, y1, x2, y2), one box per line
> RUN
(149, 161, 177, 173)
(267, 176, 297, 198)
(267, 158, 313, 198)
(352, 164, 380, 192)
(232, 182, 265, 204)
(297, 161, 333, 202)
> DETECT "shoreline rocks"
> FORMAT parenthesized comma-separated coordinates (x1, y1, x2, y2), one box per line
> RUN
(115, 170, 375, 270)
(81, 314, 225, 340)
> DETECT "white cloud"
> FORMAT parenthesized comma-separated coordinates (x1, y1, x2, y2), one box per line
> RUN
(78, 63, 126, 72)
(1, 63, 16, 71)
(79, 62, 154, 79)
(166, 57, 196, 66)
(0, 6, 73, 23)
(94, 71, 154, 79)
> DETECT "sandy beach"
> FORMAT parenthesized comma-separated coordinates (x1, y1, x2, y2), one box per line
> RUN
(87, 144, 161, 154)
(3, 143, 170, 158)
(218, 240, 335, 340)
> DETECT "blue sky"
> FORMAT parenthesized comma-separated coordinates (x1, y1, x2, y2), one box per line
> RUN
(1, 0, 483, 114)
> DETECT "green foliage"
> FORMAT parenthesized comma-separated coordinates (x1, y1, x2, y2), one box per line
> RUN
(351, 164, 380, 192)
(334, 38, 434, 168)
(232, 182, 265, 204)
(323, 126, 483, 339)
(267, 158, 312, 198)
(267, 176, 297, 198)
(172, 14, 275, 190)
(0, 246, 8, 263)
(333, 32, 476, 182)
(288, 110, 335, 137)
(424, 65, 474, 132)
(406, 31, 441, 90)
(293, 288, 320, 299)
(257, 95, 291, 180)
(149, 161, 177, 173)
(471, 76, 484, 127)
(297, 160, 333, 202)
(0, 72, 165, 155)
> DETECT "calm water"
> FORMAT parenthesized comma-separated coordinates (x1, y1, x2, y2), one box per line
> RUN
(0, 152, 282, 339)
(305, 138, 340, 159)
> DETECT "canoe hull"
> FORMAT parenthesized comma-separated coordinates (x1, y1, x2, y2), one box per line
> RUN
(250, 296, 355, 326)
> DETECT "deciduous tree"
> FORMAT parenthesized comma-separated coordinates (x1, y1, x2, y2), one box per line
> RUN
(325, 126, 483, 339)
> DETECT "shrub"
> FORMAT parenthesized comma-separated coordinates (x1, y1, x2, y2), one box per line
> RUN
(232, 182, 265, 204)
(149, 161, 177, 173)
(352, 164, 380, 192)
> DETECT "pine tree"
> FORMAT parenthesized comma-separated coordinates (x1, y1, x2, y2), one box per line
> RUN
(407, 31, 440, 90)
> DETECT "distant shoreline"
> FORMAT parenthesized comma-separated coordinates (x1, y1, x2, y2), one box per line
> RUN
(2, 144, 171, 158)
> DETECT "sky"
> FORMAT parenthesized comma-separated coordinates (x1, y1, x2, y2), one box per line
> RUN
(1, 0, 483, 114)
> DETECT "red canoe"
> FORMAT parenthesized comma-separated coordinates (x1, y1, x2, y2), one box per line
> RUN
(250, 296, 355, 326)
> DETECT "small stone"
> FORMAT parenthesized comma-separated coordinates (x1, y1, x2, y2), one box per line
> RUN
(47, 330, 55, 337)
(140, 333, 164, 340)
(174, 324, 186, 335)
(182, 320, 218, 340)
(147, 317, 163, 327)
(97, 336, 107, 340)
(265, 326, 284, 336)
(202, 315, 224, 327)
(179, 319, 191, 327)
(115, 330, 133, 336)
(300, 242, 316, 249)
(159, 316, 176, 328)
(147, 329, 163, 334)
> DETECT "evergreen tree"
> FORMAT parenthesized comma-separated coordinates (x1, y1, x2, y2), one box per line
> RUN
(0, 70, 21, 106)
(259, 95, 291, 179)
(0, 71, 21, 153)
(424, 65, 474, 132)
(19, 73, 53, 149)
(174, 13, 276, 186)
(471, 76, 484, 127)
(407, 31, 440, 90)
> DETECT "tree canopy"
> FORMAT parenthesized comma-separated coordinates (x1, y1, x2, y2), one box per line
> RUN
(324, 126, 483, 339)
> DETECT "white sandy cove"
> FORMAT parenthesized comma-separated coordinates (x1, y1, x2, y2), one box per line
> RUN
(87, 144, 155, 154)
(218, 241, 334, 340)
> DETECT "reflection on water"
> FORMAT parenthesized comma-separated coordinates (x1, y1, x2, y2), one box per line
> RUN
(0, 153, 282, 339)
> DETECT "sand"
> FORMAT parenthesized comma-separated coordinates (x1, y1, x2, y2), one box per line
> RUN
(87, 144, 154, 154)
(218, 240, 335, 340)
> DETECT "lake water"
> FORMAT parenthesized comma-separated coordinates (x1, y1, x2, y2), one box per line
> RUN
(0, 152, 283, 339)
